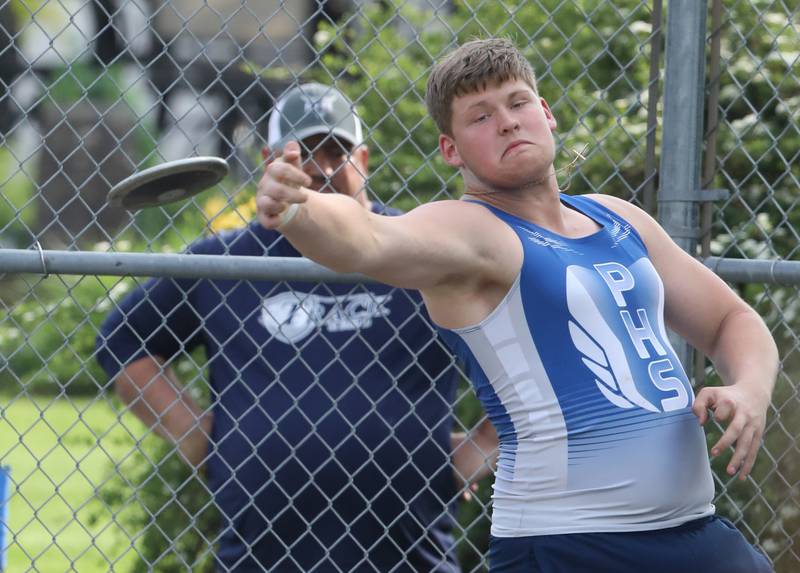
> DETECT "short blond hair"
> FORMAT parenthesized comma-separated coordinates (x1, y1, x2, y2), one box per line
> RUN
(425, 38, 538, 136)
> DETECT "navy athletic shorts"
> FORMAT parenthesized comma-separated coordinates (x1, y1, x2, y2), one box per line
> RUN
(488, 516, 772, 573)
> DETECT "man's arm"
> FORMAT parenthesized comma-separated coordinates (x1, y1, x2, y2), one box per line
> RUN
(451, 417, 498, 487)
(116, 355, 212, 469)
(596, 195, 779, 480)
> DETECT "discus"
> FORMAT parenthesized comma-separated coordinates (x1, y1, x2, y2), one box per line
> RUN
(107, 157, 230, 210)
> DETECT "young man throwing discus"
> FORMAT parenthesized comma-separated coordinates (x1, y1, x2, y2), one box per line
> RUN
(257, 39, 777, 573)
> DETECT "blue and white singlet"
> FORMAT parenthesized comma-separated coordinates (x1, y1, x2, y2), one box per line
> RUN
(439, 194, 715, 538)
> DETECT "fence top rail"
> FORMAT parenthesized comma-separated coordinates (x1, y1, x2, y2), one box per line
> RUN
(0, 248, 373, 283)
(704, 257, 800, 287)
(1, 249, 798, 287)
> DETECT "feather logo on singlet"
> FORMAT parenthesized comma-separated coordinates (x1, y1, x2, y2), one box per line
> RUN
(518, 227, 579, 253)
(565, 266, 659, 412)
(608, 218, 632, 247)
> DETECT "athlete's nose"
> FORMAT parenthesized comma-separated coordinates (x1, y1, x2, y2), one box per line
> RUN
(497, 108, 520, 134)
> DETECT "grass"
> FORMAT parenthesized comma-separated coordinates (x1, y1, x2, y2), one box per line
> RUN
(0, 393, 149, 572)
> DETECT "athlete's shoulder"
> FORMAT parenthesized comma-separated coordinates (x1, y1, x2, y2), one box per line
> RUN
(580, 193, 653, 222)
(581, 193, 672, 250)
(415, 197, 515, 219)
(580, 193, 636, 213)
(397, 199, 501, 229)
(409, 200, 517, 260)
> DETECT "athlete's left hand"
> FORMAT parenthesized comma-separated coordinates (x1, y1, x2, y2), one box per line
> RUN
(693, 383, 770, 480)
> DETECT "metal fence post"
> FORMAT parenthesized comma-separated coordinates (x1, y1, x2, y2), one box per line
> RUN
(658, 0, 708, 378)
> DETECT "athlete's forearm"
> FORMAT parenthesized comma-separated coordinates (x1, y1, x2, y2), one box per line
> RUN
(693, 307, 777, 479)
(279, 191, 383, 275)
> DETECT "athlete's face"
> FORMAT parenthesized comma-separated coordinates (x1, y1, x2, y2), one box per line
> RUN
(439, 79, 557, 191)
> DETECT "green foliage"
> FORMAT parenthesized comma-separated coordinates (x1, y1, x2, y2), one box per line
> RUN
(0, 146, 37, 247)
(0, 274, 135, 395)
(703, 26, 799, 568)
(708, 3, 800, 263)
(0, 395, 142, 572)
(129, 184, 231, 251)
(96, 439, 218, 573)
(45, 63, 126, 109)
(314, 0, 657, 211)
(313, 4, 455, 208)
(92, 347, 216, 571)
(689, 6, 799, 567)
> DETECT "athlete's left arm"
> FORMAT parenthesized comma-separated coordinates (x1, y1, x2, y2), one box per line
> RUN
(592, 195, 779, 480)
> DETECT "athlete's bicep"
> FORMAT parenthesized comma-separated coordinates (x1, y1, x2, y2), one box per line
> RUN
(648, 234, 747, 356)
(614, 205, 747, 355)
(362, 201, 510, 291)
(590, 195, 748, 355)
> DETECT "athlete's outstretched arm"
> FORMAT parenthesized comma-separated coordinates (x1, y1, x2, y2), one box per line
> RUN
(255, 141, 508, 293)
(595, 195, 778, 480)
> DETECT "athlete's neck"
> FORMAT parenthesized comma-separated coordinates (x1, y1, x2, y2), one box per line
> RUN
(466, 189, 600, 239)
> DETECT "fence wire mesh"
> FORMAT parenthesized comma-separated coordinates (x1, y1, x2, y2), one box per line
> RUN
(0, 1, 796, 571)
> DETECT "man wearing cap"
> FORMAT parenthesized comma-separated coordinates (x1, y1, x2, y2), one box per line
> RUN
(96, 83, 496, 572)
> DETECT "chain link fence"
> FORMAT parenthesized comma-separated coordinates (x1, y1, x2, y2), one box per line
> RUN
(0, 0, 797, 571)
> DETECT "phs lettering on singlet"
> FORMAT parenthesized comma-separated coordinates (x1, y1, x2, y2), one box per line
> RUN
(566, 260, 691, 413)
(259, 291, 392, 344)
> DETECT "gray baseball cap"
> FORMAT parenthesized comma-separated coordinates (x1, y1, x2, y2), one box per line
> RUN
(267, 83, 364, 152)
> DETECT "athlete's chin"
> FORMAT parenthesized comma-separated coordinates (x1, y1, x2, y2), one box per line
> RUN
(486, 171, 551, 191)
(498, 159, 552, 181)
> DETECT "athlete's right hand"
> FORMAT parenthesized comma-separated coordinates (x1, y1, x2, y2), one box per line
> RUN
(256, 141, 312, 229)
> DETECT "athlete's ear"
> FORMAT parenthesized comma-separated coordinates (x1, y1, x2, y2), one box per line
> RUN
(540, 98, 557, 131)
(439, 134, 463, 168)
